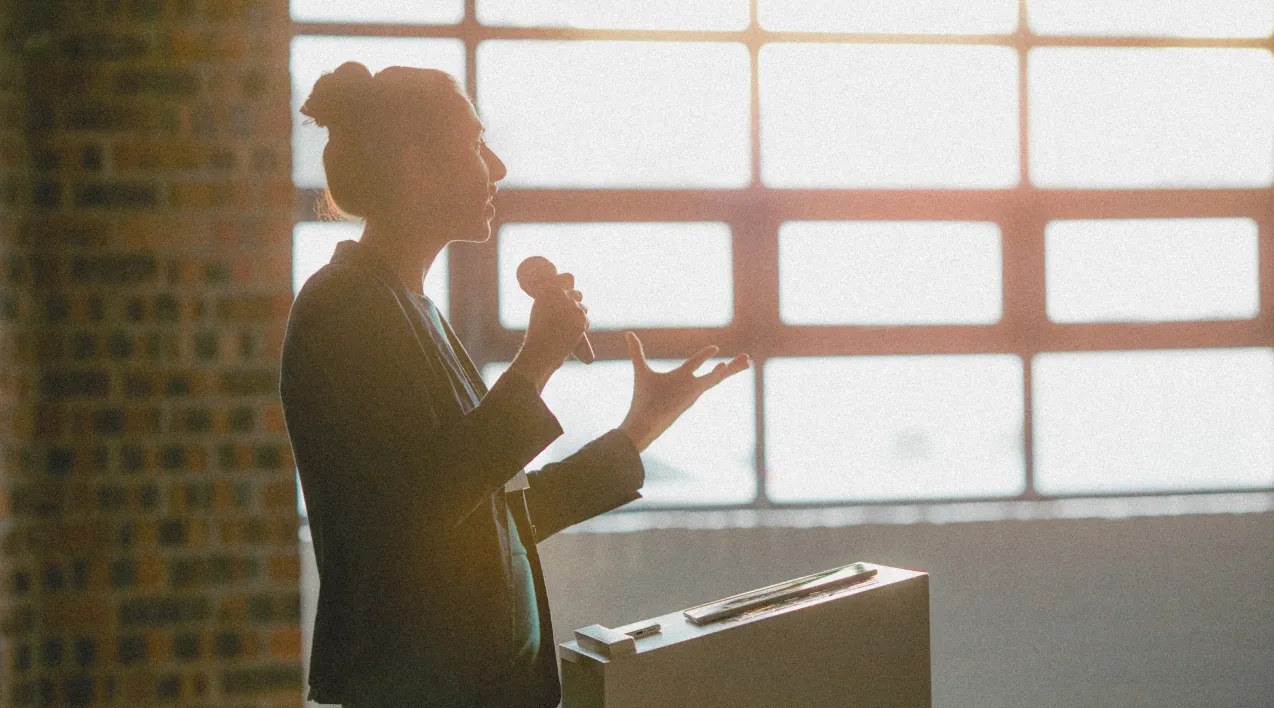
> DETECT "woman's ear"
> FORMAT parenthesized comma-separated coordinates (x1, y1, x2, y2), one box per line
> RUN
(383, 142, 451, 227)
(390, 142, 433, 201)
(408, 141, 450, 194)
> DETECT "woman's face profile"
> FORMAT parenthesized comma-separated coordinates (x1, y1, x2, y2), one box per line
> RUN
(406, 84, 507, 245)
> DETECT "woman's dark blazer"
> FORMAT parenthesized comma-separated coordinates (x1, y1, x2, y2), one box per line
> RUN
(279, 241, 644, 707)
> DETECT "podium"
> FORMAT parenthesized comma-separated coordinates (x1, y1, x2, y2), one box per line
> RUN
(558, 563, 930, 708)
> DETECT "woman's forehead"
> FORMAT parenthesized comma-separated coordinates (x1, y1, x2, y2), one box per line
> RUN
(437, 102, 482, 140)
(459, 99, 482, 133)
(407, 89, 479, 136)
(382, 66, 473, 114)
(439, 82, 481, 132)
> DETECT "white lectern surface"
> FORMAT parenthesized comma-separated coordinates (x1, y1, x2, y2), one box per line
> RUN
(559, 563, 930, 708)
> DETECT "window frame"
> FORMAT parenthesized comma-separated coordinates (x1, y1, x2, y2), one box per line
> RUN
(292, 0, 1274, 511)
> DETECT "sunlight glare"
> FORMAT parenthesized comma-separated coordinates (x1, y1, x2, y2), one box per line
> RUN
(779, 221, 1002, 326)
(477, 41, 751, 188)
(760, 0, 1018, 34)
(1045, 219, 1259, 323)
(760, 44, 1019, 188)
(498, 223, 732, 330)
(290, 37, 465, 188)
(765, 355, 1025, 502)
(1029, 0, 1274, 37)
(484, 360, 756, 506)
(1029, 48, 1274, 188)
(478, 0, 748, 30)
(291, 0, 462, 23)
(1034, 349, 1274, 494)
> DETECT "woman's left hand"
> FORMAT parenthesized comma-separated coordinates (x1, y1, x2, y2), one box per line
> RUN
(617, 332, 750, 452)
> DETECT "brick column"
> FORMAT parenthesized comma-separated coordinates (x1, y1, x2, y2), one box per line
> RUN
(1, 1, 300, 706)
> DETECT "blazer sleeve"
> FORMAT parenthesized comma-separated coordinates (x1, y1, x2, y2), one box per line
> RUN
(523, 428, 645, 541)
(283, 269, 563, 532)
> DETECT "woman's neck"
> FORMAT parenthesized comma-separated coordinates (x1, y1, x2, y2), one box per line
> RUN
(360, 218, 445, 295)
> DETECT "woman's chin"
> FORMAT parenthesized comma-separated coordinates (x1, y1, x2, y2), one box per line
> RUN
(456, 222, 493, 243)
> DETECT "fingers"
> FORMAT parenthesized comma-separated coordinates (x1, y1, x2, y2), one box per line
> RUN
(625, 332, 650, 373)
(561, 289, 588, 314)
(545, 287, 586, 314)
(553, 272, 575, 291)
(676, 344, 720, 376)
(540, 283, 588, 329)
(571, 298, 589, 327)
(697, 353, 751, 388)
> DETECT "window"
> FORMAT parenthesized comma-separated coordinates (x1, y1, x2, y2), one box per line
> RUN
(759, 44, 1020, 188)
(1033, 349, 1274, 494)
(293, 2, 1274, 514)
(483, 360, 757, 506)
(1044, 219, 1258, 324)
(778, 221, 1002, 326)
(1028, 0, 1274, 38)
(497, 222, 733, 330)
(477, 41, 751, 188)
(1028, 48, 1273, 188)
(765, 355, 1025, 502)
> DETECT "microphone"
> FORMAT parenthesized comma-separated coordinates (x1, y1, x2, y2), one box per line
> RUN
(516, 256, 595, 364)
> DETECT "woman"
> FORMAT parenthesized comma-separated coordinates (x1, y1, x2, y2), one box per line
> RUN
(280, 62, 749, 708)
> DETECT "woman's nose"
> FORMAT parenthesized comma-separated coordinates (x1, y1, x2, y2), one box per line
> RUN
(484, 144, 507, 182)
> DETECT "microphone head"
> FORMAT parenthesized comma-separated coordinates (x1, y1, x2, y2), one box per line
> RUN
(516, 256, 558, 296)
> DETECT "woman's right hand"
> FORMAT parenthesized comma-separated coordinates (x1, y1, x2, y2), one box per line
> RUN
(617, 332, 750, 452)
(508, 272, 588, 392)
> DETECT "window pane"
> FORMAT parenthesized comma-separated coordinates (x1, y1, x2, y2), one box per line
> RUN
(760, 0, 1018, 34)
(478, 0, 748, 29)
(293, 222, 448, 315)
(765, 355, 1025, 502)
(291, 37, 465, 188)
(477, 41, 751, 188)
(760, 44, 1019, 188)
(1033, 349, 1274, 494)
(1046, 219, 1259, 323)
(498, 223, 732, 330)
(484, 361, 756, 506)
(1029, 0, 1274, 38)
(291, 0, 462, 24)
(1028, 48, 1274, 188)
(779, 221, 1002, 326)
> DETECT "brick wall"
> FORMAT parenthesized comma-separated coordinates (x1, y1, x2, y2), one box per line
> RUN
(1, 1, 300, 706)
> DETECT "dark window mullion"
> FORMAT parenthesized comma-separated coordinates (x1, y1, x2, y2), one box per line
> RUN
(298, 188, 1272, 224)
(291, 22, 1269, 50)
(748, 0, 768, 506)
(1008, 0, 1038, 501)
(1259, 214, 1274, 341)
(1004, 195, 1049, 499)
(729, 205, 779, 507)
(453, 10, 490, 368)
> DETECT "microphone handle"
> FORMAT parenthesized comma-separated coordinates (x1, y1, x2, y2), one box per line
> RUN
(573, 330, 595, 365)
(519, 257, 593, 364)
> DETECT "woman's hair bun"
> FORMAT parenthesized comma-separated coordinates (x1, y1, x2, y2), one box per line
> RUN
(300, 61, 375, 130)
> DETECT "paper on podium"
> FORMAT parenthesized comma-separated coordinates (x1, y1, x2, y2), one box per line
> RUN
(559, 563, 930, 708)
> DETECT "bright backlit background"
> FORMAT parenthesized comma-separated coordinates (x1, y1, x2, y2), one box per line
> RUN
(290, 1, 1274, 513)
